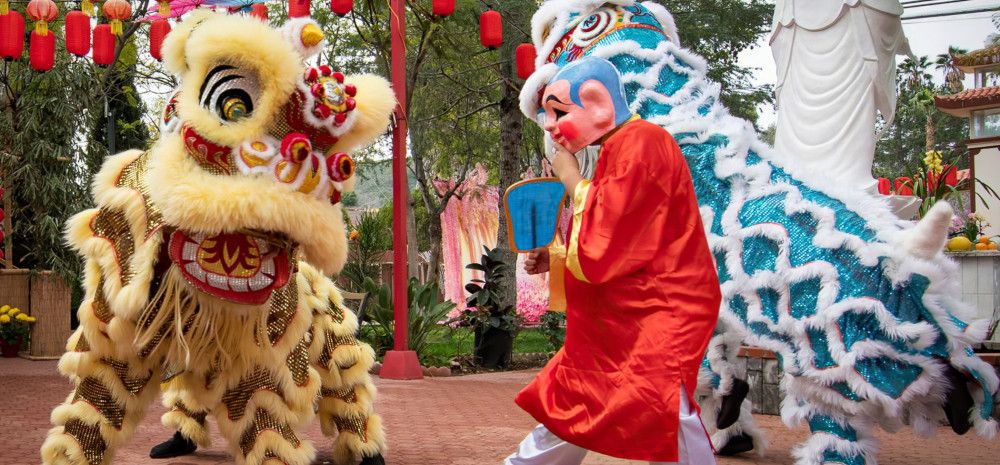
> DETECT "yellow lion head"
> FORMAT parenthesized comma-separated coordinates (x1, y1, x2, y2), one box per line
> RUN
(140, 11, 394, 305)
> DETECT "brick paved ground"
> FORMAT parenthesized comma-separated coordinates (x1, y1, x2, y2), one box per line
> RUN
(2, 358, 997, 465)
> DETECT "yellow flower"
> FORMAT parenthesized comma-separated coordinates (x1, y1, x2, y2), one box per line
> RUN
(0, 305, 9, 314)
(15, 313, 29, 322)
(25, 316, 36, 323)
(7, 308, 20, 317)
(0, 315, 10, 324)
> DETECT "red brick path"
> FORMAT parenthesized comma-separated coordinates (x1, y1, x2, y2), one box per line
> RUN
(1, 358, 996, 464)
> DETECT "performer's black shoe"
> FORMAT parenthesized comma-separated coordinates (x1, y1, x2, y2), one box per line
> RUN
(359, 453, 386, 465)
(942, 364, 974, 435)
(149, 431, 197, 459)
(716, 432, 754, 456)
(716, 378, 750, 430)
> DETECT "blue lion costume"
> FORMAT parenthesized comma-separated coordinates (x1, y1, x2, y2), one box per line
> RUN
(519, 2, 998, 464)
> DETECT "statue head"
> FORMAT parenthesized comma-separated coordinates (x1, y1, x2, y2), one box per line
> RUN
(540, 56, 633, 152)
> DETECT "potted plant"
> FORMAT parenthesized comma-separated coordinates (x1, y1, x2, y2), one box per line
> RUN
(462, 247, 520, 369)
(0, 305, 36, 357)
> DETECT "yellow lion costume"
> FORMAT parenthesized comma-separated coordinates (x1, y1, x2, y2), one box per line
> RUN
(41, 12, 394, 465)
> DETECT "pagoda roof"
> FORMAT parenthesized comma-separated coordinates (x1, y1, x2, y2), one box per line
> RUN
(935, 86, 1000, 117)
(953, 44, 1000, 72)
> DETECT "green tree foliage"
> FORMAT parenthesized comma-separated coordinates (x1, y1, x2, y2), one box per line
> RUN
(874, 54, 969, 180)
(656, 0, 774, 124)
(0, 1, 153, 290)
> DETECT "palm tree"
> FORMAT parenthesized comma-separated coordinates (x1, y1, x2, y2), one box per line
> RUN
(935, 46, 968, 94)
(899, 56, 933, 93)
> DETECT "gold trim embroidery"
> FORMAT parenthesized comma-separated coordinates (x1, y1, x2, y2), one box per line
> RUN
(566, 179, 592, 283)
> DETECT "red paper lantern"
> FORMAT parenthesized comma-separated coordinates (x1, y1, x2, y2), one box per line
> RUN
(250, 3, 268, 20)
(150, 19, 170, 61)
(102, 0, 132, 36)
(65, 10, 91, 57)
(29, 29, 54, 71)
(877, 177, 890, 195)
(288, 0, 309, 18)
(432, 0, 455, 17)
(26, 0, 57, 38)
(331, 0, 352, 16)
(895, 176, 912, 196)
(0, 11, 25, 60)
(93, 24, 115, 66)
(515, 43, 536, 80)
(480, 9, 502, 50)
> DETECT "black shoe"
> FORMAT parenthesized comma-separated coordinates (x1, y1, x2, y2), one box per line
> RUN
(717, 432, 754, 456)
(359, 453, 386, 465)
(149, 431, 197, 459)
(942, 364, 974, 435)
(716, 378, 750, 430)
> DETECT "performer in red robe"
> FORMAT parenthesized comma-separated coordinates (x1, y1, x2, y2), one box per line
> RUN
(506, 57, 721, 465)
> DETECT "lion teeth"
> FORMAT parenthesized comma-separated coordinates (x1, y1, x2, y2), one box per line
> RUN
(249, 275, 271, 291)
(183, 243, 198, 261)
(261, 259, 275, 276)
(229, 277, 250, 293)
(185, 262, 206, 281)
(207, 273, 230, 291)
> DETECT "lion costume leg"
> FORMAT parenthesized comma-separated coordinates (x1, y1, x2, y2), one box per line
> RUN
(302, 266, 386, 465)
(41, 280, 161, 465)
(160, 372, 213, 448)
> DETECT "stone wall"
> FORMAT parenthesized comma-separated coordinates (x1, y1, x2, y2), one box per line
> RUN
(738, 348, 1000, 422)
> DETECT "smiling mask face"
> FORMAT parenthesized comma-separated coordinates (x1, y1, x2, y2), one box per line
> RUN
(538, 56, 634, 152)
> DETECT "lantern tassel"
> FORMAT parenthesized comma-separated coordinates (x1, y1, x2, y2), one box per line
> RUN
(0, 0, 7, 15)
(34, 20, 48, 35)
(111, 19, 122, 36)
(82, 0, 93, 16)
(158, 1, 169, 18)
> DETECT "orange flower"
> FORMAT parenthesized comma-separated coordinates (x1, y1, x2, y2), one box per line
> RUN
(349, 230, 360, 241)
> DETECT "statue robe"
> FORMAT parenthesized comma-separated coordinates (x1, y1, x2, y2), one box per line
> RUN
(515, 120, 721, 462)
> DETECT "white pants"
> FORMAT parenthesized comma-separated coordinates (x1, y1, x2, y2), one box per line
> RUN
(504, 388, 716, 465)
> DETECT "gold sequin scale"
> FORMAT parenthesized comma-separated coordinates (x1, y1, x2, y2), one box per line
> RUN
(73, 377, 126, 428)
(90, 209, 135, 286)
(115, 152, 164, 237)
(222, 367, 284, 421)
(238, 408, 301, 456)
(63, 419, 106, 465)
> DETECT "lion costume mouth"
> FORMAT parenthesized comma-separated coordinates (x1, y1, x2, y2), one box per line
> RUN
(168, 229, 292, 305)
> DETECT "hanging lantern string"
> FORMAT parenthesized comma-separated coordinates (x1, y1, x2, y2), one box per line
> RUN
(384, 0, 406, 54)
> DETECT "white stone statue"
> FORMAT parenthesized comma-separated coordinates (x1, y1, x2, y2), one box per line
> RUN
(771, 0, 912, 193)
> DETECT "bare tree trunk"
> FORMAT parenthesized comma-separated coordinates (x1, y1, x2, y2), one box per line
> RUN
(496, 34, 526, 316)
(925, 113, 936, 153)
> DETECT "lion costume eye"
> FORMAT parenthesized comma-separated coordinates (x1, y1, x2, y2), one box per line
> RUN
(571, 9, 614, 47)
(200, 65, 260, 123)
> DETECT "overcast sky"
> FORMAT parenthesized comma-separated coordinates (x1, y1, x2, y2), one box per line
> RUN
(739, 0, 999, 127)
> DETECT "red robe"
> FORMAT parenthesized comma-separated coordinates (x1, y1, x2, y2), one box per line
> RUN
(515, 120, 721, 462)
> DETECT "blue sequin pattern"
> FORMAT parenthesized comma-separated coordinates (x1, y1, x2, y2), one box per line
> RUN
(536, 2, 998, 455)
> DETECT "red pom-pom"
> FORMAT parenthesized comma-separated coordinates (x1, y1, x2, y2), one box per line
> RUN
(93, 24, 115, 66)
(344, 98, 356, 111)
(326, 152, 354, 182)
(150, 19, 171, 61)
(0, 12, 26, 60)
(65, 10, 91, 57)
(280, 133, 312, 163)
(29, 30, 54, 72)
(343, 83, 356, 96)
